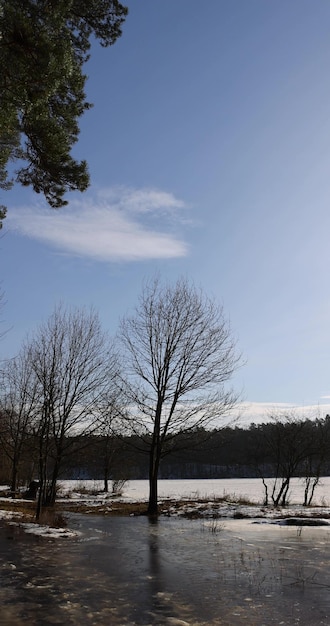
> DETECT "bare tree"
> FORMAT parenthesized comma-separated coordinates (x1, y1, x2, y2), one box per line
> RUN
(258, 412, 315, 507)
(28, 305, 111, 519)
(0, 347, 40, 492)
(120, 277, 241, 515)
(301, 416, 330, 506)
(94, 349, 128, 493)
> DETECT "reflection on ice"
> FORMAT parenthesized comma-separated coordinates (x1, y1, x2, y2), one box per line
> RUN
(0, 515, 330, 625)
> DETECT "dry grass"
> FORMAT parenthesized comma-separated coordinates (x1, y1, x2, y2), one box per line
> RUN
(57, 496, 256, 518)
(57, 500, 149, 516)
(0, 499, 36, 516)
(0, 496, 238, 519)
(2, 490, 329, 523)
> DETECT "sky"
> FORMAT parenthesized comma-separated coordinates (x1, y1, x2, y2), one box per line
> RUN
(2, 0, 330, 421)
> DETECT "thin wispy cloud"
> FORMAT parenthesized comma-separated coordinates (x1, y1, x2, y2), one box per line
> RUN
(100, 187, 186, 214)
(235, 401, 330, 426)
(6, 187, 189, 262)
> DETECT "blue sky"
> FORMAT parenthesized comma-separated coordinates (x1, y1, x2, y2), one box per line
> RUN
(2, 0, 330, 419)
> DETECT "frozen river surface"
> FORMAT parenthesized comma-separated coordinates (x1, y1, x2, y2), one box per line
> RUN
(59, 476, 330, 506)
(1, 513, 330, 625)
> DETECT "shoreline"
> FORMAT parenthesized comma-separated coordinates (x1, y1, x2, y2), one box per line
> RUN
(2, 494, 330, 523)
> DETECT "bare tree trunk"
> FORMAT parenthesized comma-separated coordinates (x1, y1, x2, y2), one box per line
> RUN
(304, 476, 320, 506)
(148, 444, 160, 515)
(46, 458, 61, 507)
(36, 452, 47, 521)
(10, 463, 18, 494)
(272, 477, 290, 507)
(261, 477, 268, 506)
(103, 437, 112, 492)
(103, 450, 111, 492)
(280, 479, 290, 506)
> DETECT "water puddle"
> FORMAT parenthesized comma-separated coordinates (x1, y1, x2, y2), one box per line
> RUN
(0, 515, 329, 624)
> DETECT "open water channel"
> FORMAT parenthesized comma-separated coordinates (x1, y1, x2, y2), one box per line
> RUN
(0, 513, 330, 625)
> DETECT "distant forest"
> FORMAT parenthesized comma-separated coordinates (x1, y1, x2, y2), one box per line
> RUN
(45, 415, 330, 482)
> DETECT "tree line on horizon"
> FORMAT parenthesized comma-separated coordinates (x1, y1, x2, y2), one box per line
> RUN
(43, 414, 330, 493)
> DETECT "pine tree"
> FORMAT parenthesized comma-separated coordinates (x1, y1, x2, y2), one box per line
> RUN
(0, 0, 128, 224)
